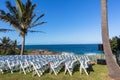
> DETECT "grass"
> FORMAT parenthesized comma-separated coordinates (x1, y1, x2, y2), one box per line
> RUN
(0, 64, 108, 80)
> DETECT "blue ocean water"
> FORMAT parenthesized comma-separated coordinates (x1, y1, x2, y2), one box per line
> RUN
(24, 44, 103, 55)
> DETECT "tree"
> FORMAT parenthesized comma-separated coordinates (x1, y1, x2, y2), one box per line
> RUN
(0, 37, 20, 55)
(110, 36, 120, 54)
(0, 37, 11, 54)
(110, 36, 120, 66)
(101, 0, 120, 79)
(0, 0, 46, 55)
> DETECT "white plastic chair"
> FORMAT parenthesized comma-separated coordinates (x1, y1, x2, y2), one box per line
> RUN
(6, 60, 20, 73)
(64, 59, 78, 76)
(49, 59, 64, 76)
(19, 60, 30, 75)
(0, 61, 5, 74)
(79, 56, 89, 76)
(31, 61, 47, 77)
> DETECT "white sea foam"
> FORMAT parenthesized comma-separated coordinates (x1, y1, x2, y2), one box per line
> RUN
(61, 52, 75, 55)
(84, 53, 97, 55)
(84, 53, 103, 56)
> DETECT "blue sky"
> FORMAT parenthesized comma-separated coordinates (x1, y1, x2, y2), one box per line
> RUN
(0, 0, 120, 45)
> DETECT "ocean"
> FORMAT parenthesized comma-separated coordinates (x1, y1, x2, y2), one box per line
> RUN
(24, 44, 103, 55)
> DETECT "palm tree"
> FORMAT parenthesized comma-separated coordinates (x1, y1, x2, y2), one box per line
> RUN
(0, 37, 11, 54)
(0, 0, 46, 55)
(12, 40, 17, 50)
(0, 37, 19, 55)
(0, 37, 11, 46)
(101, 0, 120, 79)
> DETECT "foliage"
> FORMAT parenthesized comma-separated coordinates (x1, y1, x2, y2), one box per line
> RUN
(110, 36, 120, 54)
(110, 36, 120, 66)
(24, 49, 32, 54)
(0, 0, 46, 55)
(0, 37, 20, 55)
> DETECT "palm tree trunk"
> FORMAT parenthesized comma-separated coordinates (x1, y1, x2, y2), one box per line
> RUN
(20, 35, 25, 55)
(101, 0, 120, 79)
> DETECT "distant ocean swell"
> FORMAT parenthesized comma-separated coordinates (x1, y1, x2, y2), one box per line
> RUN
(24, 44, 103, 55)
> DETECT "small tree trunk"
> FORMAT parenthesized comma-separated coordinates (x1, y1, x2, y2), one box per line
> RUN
(101, 0, 120, 79)
(20, 35, 25, 55)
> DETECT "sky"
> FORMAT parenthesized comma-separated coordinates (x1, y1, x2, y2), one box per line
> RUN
(0, 0, 120, 45)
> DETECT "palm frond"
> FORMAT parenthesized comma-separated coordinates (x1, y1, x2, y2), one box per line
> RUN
(0, 28, 14, 32)
(0, 12, 22, 31)
(23, 4, 36, 27)
(25, 0, 32, 10)
(6, 1, 16, 14)
(27, 4, 36, 20)
(28, 13, 36, 24)
(29, 10, 40, 26)
(28, 30, 46, 33)
(32, 14, 45, 25)
(30, 22, 47, 28)
(0, 10, 6, 15)
(16, 0, 24, 16)
(29, 4, 36, 17)
(6, 1, 20, 21)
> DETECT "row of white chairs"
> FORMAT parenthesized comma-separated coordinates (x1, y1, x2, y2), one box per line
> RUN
(0, 55, 90, 77)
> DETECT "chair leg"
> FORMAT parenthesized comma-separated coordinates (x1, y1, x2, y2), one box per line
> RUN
(80, 65, 89, 76)
(53, 68, 57, 76)
(11, 69, 13, 74)
(80, 66, 82, 75)
(35, 69, 41, 77)
(64, 67, 67, 75)
(0, 69, 4, 74)
(23, 68, 26, 75)
(68, 68, 72, 76)
(83, 67, 89, 76)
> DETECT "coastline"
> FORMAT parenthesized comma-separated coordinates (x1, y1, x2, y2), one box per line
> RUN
(23, 44, 103, 55)
(28, 50, 62, 55)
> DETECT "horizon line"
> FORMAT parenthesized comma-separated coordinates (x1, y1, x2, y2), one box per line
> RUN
(18, 43, 102, 45)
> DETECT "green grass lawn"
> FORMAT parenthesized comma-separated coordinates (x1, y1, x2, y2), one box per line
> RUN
(0, 64, 108, 80)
